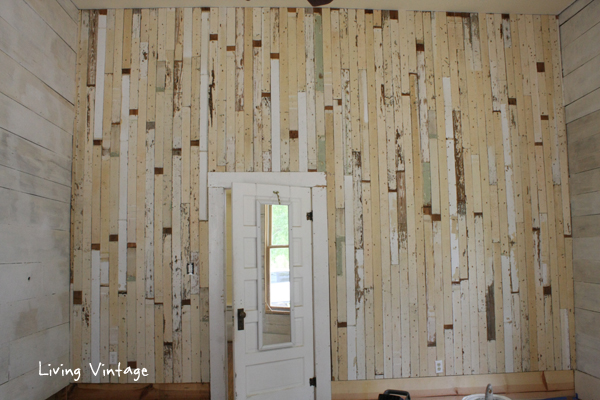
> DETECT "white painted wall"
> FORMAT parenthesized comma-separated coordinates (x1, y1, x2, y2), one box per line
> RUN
(0, 0, 78, 398)
(560, 0, 600, 397)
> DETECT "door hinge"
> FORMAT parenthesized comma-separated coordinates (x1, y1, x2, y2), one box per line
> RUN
(309, 377, 316, 387)
(306, 211, 313, 221)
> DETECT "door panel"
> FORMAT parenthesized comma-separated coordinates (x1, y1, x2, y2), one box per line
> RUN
(232, 183, 314, 400)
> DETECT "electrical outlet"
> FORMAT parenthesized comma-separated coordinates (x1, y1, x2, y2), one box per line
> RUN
(110, 352, 118, 365)
(435, 360, 444, 374)
(187, 262, 195, 275)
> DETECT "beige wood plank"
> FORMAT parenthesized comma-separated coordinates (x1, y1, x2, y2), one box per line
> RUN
(288, 8, 298, 172)
(235, 7, 244, 171)
(244, 8, 254, 171)
(279, 7, 289, 172)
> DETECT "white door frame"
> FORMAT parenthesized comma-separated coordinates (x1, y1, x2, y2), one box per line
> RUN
(208, 172, 331, 400)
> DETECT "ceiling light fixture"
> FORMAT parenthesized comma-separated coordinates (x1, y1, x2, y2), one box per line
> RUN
(307, 0, 334, 6)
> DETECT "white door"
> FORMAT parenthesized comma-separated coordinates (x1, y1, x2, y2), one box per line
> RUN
(232, 183, 315, 400)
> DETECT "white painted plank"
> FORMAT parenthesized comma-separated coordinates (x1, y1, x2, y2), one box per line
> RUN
(91, 249, 100, 383)
(298, 92, 308, 172)
(94, 13, 106, 141)
(0, 94, 72, 160)
(0, 50, 74, 134)
(562, 21, 600, 76)
(118, 74, 129, 292)
(8, 323, 69, 379)
(23, 0, 78, 50)
(0, 16, 75, 103)
(0, 292, 68, 347)
(560, 0, 600, 48)
(312, 186, 332, 400)
(0, 165, 70, 203)
(209, 187, 227, 400)
(345, 177, 357, 377)
(0, 188, 69, 231)
(0, 128, 71, 186)
(564, 51, 600, 105)
(560, 0, 595, 25)
(271, 58, 281, 172)
(0, 352, 69, 400)
(0, 0, 76, 87)
(199, 151, 208, 221)
(56, 0, 78, 22)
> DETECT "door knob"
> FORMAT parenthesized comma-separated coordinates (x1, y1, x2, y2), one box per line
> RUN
(237, 308, 246, 331)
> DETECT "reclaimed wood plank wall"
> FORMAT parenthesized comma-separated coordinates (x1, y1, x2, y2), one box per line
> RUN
(71, 7, 573, 383)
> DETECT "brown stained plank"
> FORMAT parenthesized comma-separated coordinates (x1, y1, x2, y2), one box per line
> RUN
(453, 110, 466, 216)
(88, 10, 98, 86)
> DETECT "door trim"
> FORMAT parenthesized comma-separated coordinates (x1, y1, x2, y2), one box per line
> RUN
(208, 172, 331, 400)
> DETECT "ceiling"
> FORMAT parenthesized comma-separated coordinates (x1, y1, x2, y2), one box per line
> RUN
(73, 0, 574, 16)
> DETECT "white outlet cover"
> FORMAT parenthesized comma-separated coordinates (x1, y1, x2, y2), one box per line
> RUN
(435, 360, 443, 373)
(110, 351, 118, 365)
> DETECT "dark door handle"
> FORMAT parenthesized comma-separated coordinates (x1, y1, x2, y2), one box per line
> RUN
(237, 308, 246, 331)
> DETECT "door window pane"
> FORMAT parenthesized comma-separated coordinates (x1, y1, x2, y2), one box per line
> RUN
(269, 248, 290, 308)
(270, 205, 289, 246)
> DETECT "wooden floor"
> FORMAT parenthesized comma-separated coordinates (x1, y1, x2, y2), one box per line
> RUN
(46, 383, 210, 400)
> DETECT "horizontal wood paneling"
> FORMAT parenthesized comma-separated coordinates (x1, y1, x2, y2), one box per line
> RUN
(574, 282, 600, 312)
(565, 86, 600, 123)
(0, 353, 70, 400)
(560, 0, 600, 49)
(559, 0, 595, 25)
(71, 8, 573, 384)
(561, 2, 600, 385)
(566, 107, 600, 145)
(0, 292, 70, 346)
(22, 0, 78, 50)
(563, 53, 600, 104)
(574, 308, 600, 341)
(0, 188, 71, 230)
(575, 370, 600, 400)
(570, 168, 600, 196)
(56, 0, 79, 23)
(0, 50, 74, 133)
(0, 226, 70, 264)
(572, 215, 600, 238)
(561, 20, 600, 76)
(8, 324, 70, 379)
(0, 0, 76, 398)
(0, 165, 71, 203)
(0, 17, 75, 102)
(574, 259, 600, 284)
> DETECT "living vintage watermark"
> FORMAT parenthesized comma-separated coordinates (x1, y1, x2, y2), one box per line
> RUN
(39, 362, 149, 382)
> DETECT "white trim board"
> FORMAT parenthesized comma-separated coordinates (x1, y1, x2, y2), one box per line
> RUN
(73, 0, 573, 15)
(208, 172, 331, 400)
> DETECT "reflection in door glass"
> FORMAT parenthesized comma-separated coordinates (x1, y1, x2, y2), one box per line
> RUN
(262, 204, 292, 347)
(269, 247, 290, 308)
(266, 205, 290, 310)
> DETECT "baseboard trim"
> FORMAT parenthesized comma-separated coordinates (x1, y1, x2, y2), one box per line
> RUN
(332, 370, 574, 400)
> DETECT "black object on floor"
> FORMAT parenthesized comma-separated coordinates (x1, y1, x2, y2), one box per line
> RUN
(378, 389, 411, 400)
